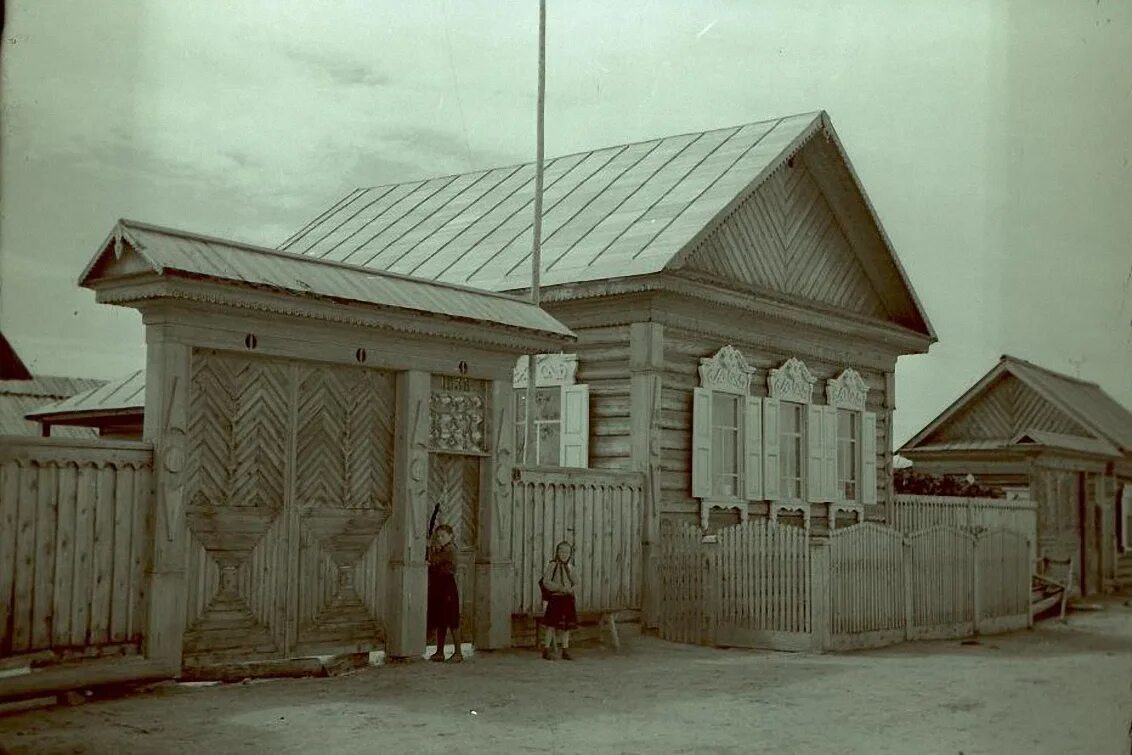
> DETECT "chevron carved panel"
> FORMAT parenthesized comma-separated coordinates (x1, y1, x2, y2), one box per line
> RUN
(686, 160, 888, 319)
(930, 375, 1092, 443)
(188, 351, 288, 511)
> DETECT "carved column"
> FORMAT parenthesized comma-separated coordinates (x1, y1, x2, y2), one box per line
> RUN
(476, 378, 515, 649)
(141, 315, 192, 669)
(387, 369, 431, 659)
(630, 322, 664, 630)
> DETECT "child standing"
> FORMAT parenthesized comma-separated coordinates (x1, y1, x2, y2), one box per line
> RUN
(427, 524, 463, 663)
(540, 541, 579, 660)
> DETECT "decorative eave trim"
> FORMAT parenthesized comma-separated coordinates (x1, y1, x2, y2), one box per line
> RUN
(90, 275, 574, 353)
(512, 353, 578, 388)
(698, 345, 756, 394)
(768, 357, 817, 404)
(826, 368, 869, 411)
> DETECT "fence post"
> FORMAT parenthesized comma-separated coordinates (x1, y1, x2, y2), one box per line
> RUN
(902, 535, 913, 641)
(809, 536, 831, 652)
(971, 533, 981, 636)
(701, 533, 718, 647)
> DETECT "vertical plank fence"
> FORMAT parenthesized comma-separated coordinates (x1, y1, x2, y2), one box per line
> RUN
(510, 467, 644, 617)
(658, 518, 1033, 653)
(1, 437, 172, 703)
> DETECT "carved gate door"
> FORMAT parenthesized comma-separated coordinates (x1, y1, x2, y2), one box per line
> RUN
(183, 350, 394, 665)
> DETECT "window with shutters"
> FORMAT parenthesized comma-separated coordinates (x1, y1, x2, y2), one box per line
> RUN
(691, 346, 761, 527)
(825, 368, 877, 510)
(513, 354, 589, 468)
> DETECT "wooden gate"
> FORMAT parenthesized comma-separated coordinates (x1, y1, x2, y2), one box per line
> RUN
(427, 454, 480, 641)
(182, 350, 394, 664)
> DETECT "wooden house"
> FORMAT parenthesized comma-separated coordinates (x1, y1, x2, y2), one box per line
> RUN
(0, 332, 103, 438)
(899, 355, 1132, 596)
(281, 110, 936, 536)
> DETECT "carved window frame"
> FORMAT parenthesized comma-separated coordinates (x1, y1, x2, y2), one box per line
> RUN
(512, 353, 588, 468)
(825, 367, 872, 527)
(693, 345, 757, 529)
(766, 357, 815, 524)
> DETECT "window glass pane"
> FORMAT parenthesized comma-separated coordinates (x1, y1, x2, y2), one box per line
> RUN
(838, 409, 852, 439)
(536, 387, 560, 421)
(712, 393, 738, 427)
(538, 421, 561, 465)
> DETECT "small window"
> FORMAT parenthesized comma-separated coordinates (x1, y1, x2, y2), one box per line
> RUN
(837, 409, 859, 501)
(779, 402, 805, 500)
(711, 392, 741, 498)
(514, 386, 561, 466)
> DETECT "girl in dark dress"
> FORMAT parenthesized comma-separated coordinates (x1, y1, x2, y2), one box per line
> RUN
(427, 524, 463, 663)
(540, 541, 579, 660)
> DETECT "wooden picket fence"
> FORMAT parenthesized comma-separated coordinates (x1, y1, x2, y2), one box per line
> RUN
(510, 466, 644, 617)
(0, 437, 173, 703)
(659, 518, 1032, 652)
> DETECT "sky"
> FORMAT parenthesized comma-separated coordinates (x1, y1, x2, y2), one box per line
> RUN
(1, 0, 1129, 450)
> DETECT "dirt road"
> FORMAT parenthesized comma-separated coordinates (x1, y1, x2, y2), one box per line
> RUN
(3, 604, 1131, 754)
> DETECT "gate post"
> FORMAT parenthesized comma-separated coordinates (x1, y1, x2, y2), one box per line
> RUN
(809, 536, 831, 652)
(475, 378, 515, 650)
(141, 318, 192, 672)
(387, 370, 431, 660)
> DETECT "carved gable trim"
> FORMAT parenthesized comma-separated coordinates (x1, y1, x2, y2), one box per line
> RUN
(698, 345, 755, 394)
(513, 353, 578, 388)
(767, 357, 816, 404)
(825, 368, 869, 411)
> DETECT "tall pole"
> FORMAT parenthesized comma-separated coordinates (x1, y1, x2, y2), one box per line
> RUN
(523, 0, 547, 466)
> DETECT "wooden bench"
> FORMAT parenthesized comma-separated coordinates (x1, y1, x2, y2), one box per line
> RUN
(517, 610, 630, 649)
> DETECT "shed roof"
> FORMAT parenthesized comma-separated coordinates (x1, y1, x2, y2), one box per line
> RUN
(26, 369, 145, 423)
(0, 375, 104, 436)
(280, 111, 933, 338)
(901, 355, 1132, 457)
(79, 220, 574, 342)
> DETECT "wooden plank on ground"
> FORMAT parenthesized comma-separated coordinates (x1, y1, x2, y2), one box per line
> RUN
(0, 656, 175, 704)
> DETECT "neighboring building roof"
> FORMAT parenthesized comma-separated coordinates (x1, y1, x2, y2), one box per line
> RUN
(26, 369, 145, 424)
(79, 220, 575, 343)
(0, 375, 105, 436)
(280, 110, 933, 338)
(0, 332, 32, 380)
(901, 354, 1132, 458)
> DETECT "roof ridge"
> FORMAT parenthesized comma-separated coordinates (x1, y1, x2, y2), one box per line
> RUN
(1000, 353, 1100, 388)
(116, 219, 550, 306)
(348, 111, 826, 193)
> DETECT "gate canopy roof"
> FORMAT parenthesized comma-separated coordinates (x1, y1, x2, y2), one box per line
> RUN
(79, 219, 575, 343)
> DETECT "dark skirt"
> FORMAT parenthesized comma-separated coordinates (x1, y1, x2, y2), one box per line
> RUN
(427, 573, 460, 630)
(543, 593, 578, 631)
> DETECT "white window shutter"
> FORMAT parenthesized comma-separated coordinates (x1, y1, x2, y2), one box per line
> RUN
(560, 384, 590, 468)
(806, 404, 823, 503)
(822, 406, 838, 502)
(744, 396, 763, 501)
(692, 388, 713, 498)
(761, 397, 780, 501)
(861, 411, 877, 505)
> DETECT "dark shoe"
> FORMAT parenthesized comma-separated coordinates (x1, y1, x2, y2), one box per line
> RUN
(561, 649, 574, 661)
(429, 652, 445, 663)
(541, 648, 554, 660)
(446, 654, 464, 664)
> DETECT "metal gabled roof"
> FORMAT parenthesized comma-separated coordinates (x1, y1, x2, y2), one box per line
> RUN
(79, 219, 575, 343)
(25, 369, 145, 422)
(901, 354, 1132, 456)
(280, 110, 935, 340)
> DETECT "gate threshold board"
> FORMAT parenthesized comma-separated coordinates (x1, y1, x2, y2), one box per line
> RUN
(180, 652, 372, 683)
